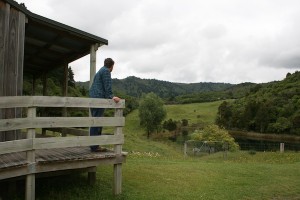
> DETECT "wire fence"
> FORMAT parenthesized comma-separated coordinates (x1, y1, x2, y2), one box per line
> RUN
(183, 140, 300, 157)
(184, 140, 229, 157)
(237, 141, 300, 152)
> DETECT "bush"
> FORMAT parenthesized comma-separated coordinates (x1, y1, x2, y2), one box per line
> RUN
(248, 150, 257, 155)
(191, 124, 239, 151)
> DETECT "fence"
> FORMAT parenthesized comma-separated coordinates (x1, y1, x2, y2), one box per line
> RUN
(0, 96, 125, 200)
(237, 141, 300, 152)
(184, 140, 299, 157)
(184, 140, 228, 157)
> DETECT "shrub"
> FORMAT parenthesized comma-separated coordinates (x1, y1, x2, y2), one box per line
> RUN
(191, 124, 239, 151)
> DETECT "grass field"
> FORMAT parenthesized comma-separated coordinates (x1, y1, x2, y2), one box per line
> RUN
(36, 152, 300, 200)
(16, 101, 300, 199)
(165, 101, 222, 124)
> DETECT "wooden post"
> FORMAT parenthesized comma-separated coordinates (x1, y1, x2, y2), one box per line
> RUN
(41, 73, 47, 135)
(16, 11, 25, 140)
(0, 3, 25, 141)
(280, 143, 284, 153)
(87, 167, 97, 185)
(89, 44, 98, 135)
(16, 11, 25, 95)
(0, 1, 10, 142)
(113, 108, 123, 195)
(89, 44, 98, 88)
(184, 142, 187, 157)
(62, 64, 68, 137)
(223, 142, 228, 159)
(26, 107, 36, 200)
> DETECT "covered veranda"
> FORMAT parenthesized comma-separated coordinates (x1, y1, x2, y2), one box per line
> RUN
(0, 1, 126, 199)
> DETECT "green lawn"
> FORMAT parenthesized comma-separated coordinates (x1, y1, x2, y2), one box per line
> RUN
(165, 101, 223, 124)
(36, 152, 300, 200)
(28, 102, 300, 199)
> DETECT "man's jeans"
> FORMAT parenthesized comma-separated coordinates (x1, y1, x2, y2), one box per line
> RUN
(90, 108, 105, 151)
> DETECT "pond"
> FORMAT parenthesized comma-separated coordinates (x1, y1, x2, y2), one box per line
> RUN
(174, 130, 300, 152)
(234, 137, 300, 152)
(229, 131, 300, 152)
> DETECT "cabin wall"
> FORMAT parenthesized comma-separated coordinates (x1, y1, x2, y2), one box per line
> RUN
(0, 1, 26, 141)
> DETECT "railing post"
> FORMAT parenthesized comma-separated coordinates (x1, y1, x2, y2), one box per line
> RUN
(113, 108, 123, 195)
(89, 44, 98, 136)
(26, 107, 36, 200)
(61, 66, 68, 137)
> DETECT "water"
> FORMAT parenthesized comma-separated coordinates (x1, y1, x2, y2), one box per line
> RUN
(234, 138, 300, 152)
(174, 130, 300, 152)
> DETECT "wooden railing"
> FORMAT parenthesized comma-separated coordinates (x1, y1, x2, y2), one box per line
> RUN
(0, 96, 125, 199)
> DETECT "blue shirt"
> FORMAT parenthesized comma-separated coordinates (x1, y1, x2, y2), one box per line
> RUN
(89, 66, 113, 99)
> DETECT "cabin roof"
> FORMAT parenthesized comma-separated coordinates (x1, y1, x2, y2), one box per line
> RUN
(5, 0, 108, 76)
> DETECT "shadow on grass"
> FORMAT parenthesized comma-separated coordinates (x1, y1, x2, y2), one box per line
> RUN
(0, 167, 127, 200)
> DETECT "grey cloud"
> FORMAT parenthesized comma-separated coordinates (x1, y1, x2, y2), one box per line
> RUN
(201, 24, 227, 40)
(20, 0, 300, 83)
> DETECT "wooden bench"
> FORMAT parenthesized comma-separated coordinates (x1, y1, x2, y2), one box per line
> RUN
(0, 96, 126, 200)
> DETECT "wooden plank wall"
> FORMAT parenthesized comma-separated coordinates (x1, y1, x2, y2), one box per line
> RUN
(0, 0, 26, 142)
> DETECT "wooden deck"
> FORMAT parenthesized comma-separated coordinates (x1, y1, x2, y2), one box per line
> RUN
(0, 96, 126, 199)
(0, 147, 125, 179)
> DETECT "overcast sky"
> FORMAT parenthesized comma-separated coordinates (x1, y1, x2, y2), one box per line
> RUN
(18, 0, 300, 84)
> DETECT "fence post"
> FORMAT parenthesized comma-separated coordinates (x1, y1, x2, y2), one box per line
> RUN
(223, 142, 228, 160)
(280, 143, 284, 153)
(113, 108, 123, 195)
(26, 107, 36, 200)
(184, 142, 187, 157)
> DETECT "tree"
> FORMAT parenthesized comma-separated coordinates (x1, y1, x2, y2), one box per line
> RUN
(191, 125, 239, 151)
(216, 101, 232, 128)
(243, 100, 259, 131)
(163, 119, 177, 131)
(68, 66, 75, 87)
(182, 119, 189, 126)
(139, 93, 166, 138)
(267, 117, 292, 133)
(255, 102, 271, 133)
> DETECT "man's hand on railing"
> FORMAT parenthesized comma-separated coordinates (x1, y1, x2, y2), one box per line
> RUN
(112, 96, 121, 103)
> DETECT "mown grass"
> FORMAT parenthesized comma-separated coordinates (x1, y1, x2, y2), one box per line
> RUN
(36, 152, 300, 200)
(16, 101, 300, 199)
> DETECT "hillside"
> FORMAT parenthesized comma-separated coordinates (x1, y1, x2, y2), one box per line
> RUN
(216, 71, 300, 135)
(77, 76, 233, 99)
(175, 82, 255, 103)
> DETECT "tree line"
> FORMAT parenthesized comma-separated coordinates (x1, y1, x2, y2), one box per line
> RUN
(216, 71, 300, 136)
(77, 76, 234, 103)
(23, 67, 299, 137)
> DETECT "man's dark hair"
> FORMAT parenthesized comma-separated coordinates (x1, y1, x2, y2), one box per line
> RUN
(104, 58, 114, 68)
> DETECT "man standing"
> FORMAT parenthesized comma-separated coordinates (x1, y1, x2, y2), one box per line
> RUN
(89, 58, 120, 152)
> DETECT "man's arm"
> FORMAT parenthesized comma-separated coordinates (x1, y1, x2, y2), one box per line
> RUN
(103, 69, 113, 99)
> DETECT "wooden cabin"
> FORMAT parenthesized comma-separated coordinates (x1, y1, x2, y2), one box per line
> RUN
(0, 0, 126, 199)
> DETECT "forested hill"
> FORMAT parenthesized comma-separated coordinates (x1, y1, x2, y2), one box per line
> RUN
(174, 82, 255, 104)
(77, 76, 233, 98)
(216, 71, 300, 135)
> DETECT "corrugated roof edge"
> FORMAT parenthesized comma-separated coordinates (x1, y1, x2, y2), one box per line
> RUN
(4, 0, 108, 45)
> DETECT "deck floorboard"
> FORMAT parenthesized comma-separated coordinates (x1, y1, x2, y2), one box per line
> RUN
(0, 147, 116, 170)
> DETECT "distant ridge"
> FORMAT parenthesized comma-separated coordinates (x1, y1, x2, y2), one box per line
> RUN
(76, 76, 234, 98)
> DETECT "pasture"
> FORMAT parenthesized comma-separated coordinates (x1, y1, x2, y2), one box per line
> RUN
(7, 101, 300, 199)
(35, 152, 300, 200)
